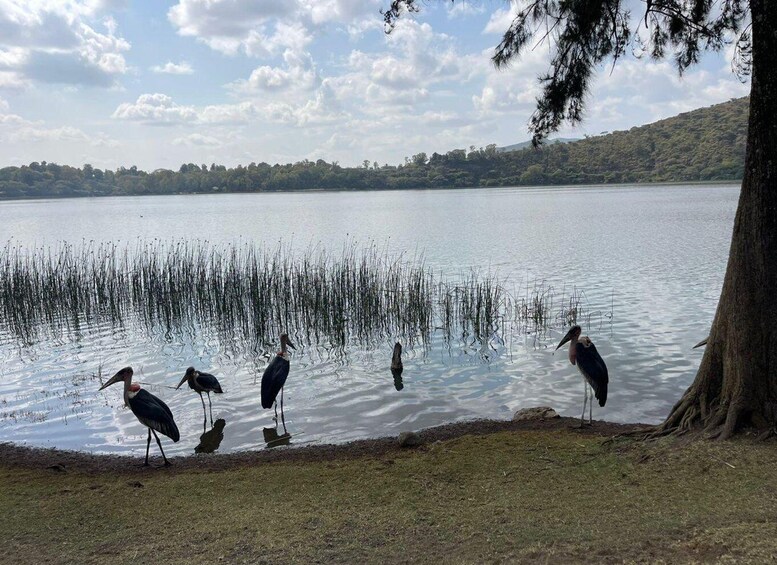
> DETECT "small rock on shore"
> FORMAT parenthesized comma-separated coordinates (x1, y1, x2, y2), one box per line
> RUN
(398, 431, 423, 448)
(512, 407, 560, 421)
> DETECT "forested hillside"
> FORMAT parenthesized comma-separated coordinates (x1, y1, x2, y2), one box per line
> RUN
(0, 97, 747, 200)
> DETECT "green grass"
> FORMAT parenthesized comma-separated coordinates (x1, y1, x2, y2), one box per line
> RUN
(3, 430, 777, 564)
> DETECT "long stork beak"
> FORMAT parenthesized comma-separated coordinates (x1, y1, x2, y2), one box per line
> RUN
(287, 339, 296, 350)
(555, 327, 575, 351)
(176, 375, 188, 389)
(99, 370, 125, 390)
(693, 337, 709, 349)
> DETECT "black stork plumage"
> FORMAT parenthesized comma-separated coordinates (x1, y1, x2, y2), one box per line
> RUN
(556, 325, 609, 427)
(261, 334, 296, 430)
(99, 366, 180, 466)
(176, 367, 223, 427)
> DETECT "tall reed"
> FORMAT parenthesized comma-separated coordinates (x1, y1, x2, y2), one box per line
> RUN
(0, 240, 593, 349)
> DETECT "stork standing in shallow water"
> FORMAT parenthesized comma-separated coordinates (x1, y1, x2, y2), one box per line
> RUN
(261, 334, 296, 430)
(176, 367, 223, 427)
(99, 367, 180, 466)
(556, 325, 609, 427)
(391, 342, 404, 391)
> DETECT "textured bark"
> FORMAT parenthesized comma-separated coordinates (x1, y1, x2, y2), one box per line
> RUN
(660, 0, 777, 439)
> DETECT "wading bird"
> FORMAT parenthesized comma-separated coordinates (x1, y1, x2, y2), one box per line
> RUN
(99, 367, 180, 466)
(261, 334, 296, 430)
(391, 342, 403, 371)
(556, 325, 609, 427)
(176, 367, 223, 427)
(391, 342, 404, 391)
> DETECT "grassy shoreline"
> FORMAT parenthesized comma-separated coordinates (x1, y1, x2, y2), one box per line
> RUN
(3, 417, 777, 563)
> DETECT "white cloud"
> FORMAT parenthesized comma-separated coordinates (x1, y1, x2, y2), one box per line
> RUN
(0, 98, 118, 147)
(112, 93, 198, 124)
(229, 49, 319, 93)
(329, 20, 482, 117)
(168, 0, 300, 56)
(419, 110, 466, 126)
(168, 0, 380, 57)
(304, 0, 380, 25)
(0, 70, 29, 89)
(483, 3, 518, 34)
(0, 1, 130, 88)
(199, 101, 258, 124)
(150, 61, 194, 75)
(448, 2, 485, 19)
(173, 133, 222, 146)
(0, 1, 751, 170)
(112, 93, 259, 126)
(0, 110, 29, 125)
(12, 124, 91, 142)
(582, 58, 750, 134)
(263, 79, 345, 126)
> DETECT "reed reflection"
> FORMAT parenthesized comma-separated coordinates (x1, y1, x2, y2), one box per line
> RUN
(195, 418, 226, 454)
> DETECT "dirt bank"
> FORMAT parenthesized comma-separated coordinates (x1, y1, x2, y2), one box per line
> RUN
(0, 416, 645, 474)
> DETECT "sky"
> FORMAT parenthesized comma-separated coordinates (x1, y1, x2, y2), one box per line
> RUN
(0, 0, 750, 171)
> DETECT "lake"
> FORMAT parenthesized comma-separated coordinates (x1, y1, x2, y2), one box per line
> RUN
(0, 183, 738, 456)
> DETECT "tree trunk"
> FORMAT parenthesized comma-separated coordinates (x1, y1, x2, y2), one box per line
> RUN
(660, 0, 777, 439)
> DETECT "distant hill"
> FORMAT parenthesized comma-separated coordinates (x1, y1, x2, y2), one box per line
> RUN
(0, 97, 748, 200)
(497, 138, 579, 152)
(514, 96, 747, 184)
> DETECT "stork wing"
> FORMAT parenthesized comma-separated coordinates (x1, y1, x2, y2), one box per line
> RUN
(195, 371, 223, 393)
(575, 341, 609, 407)
(261, 356, 290, 409)
(129, 389, 180, 442)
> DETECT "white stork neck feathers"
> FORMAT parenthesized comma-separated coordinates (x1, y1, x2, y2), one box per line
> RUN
(125, 382, 141, 404)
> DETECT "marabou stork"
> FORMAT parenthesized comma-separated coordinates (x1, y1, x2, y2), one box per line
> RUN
(556, 325, 609, 427)
(260, 334, 296, 430)
(391, 342, 403, 371)
(176, 367, 223, 427)
(391, 342, 404, 391)
(99, 367, 180, 466)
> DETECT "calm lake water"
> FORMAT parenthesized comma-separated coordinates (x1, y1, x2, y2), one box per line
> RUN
(0, 184, 738, 456)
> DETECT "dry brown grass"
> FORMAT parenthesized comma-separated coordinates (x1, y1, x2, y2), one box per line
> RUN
(3, 429, 777, 564)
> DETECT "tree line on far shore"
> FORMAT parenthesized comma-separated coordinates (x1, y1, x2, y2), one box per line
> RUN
(0, 97, 747, 200)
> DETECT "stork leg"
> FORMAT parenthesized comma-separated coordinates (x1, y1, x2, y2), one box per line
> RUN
(152, 430, 171, 466)
(280, 387, 287, 435)
(588, 385, 593, 425)
(198, 391, 207, 428)
(144, 428, 152, 466)
(580, 379, 588, 428)
(273, 400, 278, 422)
(207, 392, 214, 426)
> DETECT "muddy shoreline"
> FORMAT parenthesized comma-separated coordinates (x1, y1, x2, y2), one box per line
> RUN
(0, 417, 649, 474)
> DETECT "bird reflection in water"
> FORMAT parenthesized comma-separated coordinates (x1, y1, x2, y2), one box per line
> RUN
(391, 342, 404, 391)
(263, 426, 291, 448)
(391, 368, 404, 391)
(194, 418, 226, 454)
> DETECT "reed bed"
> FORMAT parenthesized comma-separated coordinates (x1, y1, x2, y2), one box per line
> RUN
(0, 240, 592, 349)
